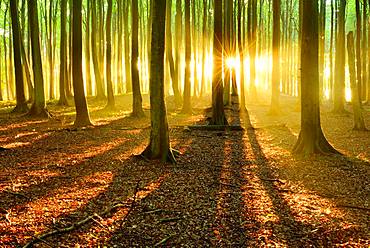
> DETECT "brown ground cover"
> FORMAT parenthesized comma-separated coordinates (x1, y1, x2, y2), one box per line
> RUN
(0, 95, 369, 247)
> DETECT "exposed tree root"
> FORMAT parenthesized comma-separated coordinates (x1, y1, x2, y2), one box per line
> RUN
(139, 147, 178, 164)
(11, 104, 29, 114)
(292, 131, 341, 156)
(23, 201, 133, 248)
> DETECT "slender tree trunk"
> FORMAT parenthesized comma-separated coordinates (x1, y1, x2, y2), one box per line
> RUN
(10, 0, 28, 112)
(72, 0, 92, 127)
(85, 0, 93, 96)
(362, 0, 367, 101)
(175, 0, 182, 96)
(48, 1, 54, 100)
(28, 0, 48, 117)
(116, 0, 123, 94)
(91, 0, 105, 99)
(200, 0, 207, 97)
(270, 0, 280, 114)
(131, 0, 144, 117)
(333, 0, 346, 113)
(58, 0, 69, 106)
(238, 0, 246, 110)
(224, 0, 231, 105)
(319, 0, 326, 100)
(347, 32, 366, 130)
(329, 0, 334, 101)
(355, 0, 362, 104)
(166, 0, 181, 106)
(249, 0, 258, 100)
(123, 1, 132, 93)
(211, 0, 227, 125)
(105, 0, 114, 108)
(181, 0, 192, 114)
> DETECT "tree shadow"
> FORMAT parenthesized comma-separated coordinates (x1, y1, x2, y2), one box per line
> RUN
(242, 110, 370, 246)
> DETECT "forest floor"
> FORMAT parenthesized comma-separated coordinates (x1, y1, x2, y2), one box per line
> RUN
(0, 94, 369, 247)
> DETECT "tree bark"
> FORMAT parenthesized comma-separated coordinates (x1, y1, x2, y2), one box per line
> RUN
(10, 0, 28, 113)
(142, 0, 176, 163)
(270, 0, 280, 114)
(211, 0, 227, 125)
(347, 32, 366, 130)
(105, 0, 115, 108)
(333, 0, 346, 113)
(28, 0, 48, 117)
(131, 0, 144, 117)
(181, 0, 192, 114)
(72, 0, 92, 127)
(58, 0, 69, 106)
(293, 0, 338, 156)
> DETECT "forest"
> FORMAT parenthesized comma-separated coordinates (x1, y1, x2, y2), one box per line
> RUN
(0, 0, 369, 246)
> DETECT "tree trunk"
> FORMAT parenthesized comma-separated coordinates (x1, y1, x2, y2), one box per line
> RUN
(293, 0, 338, 156)
(10, 0, 28, 113)
(200, 0, 207, 97)
(175, 0, 182, 97)
(85, 0, 93, 96)
(181, 0, 192, 114)
(238, 0, 246, 110)
(28, 0, 48, 117)
(131, 0, 144, 117)
(91, 0, 105, 99)
(270, 0, 280, 114)
(105, 0, 115, 108)
(58, 0, 69, 106)
(333, 0, 346, 113)
(211, 0, 227, 125)
(72, 0, 92, 127)
(355, 0, 362, 104)
(123, 1, 132, 93)
(142, 0, 175, 163)
(48, 1, 54, 100)
(362, 0, 367, 101)
(166, 0, 181, 106)
(347, 32, 366, 131)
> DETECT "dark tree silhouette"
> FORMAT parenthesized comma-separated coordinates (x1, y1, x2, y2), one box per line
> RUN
(142, 0, 176, 163)
(72, 0, 92, 127)
(131, 0, 144, 117)
(28, 0, 48, 117)
(211, 0, 227, 125)
(293, 0, 339, 156)
(10, 0, 28, 113)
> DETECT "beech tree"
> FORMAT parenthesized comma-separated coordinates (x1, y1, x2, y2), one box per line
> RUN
(293, 0, 338, 156)
(105, 0, 115, 109)
(270, 0, 280, 114)
(10, 0, 28, 113)
(142, 0, 176, 163)
(210, 0, 227, 125)
(58, 0, 68, 106)
(72, 0, 92, 127)
(28, 0, 48, 117)
(181, 0, 192, 114)
(131, 0, 144, 117)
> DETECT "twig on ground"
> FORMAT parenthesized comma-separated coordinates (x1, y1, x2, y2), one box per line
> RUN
(159, 217, 182, 223)
(120, 180, 141, 228)
(154, 234, 175, 247)
(4, 189, 29, 199)
(23, 202, 131, 248)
